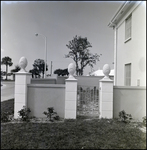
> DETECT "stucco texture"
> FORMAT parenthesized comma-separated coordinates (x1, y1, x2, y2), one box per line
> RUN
(27, 84, 65, 118)
(113, 86, 146, 121)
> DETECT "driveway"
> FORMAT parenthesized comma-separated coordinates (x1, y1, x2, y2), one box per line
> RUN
(1, 81, 15, 102)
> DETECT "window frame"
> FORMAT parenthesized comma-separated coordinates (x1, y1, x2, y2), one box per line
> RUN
(124, 63, 131, 86)
(125, 14, 132, 43)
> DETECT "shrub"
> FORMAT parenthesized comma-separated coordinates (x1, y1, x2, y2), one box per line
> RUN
(18, 106, 31, 122)
(1, 112, 10, 122)
(119, 110, 132, 123)
(142, 116, 146, 126)
(43, 107, 60, 122)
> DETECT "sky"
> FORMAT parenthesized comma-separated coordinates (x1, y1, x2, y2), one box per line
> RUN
(1, 1, 125, 75)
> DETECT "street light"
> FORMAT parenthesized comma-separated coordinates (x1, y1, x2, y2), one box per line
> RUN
(35, 33, 47, 78)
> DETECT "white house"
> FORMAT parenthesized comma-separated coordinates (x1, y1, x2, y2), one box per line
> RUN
(108, 1, 146, 86)
(89, 69, 114, 77)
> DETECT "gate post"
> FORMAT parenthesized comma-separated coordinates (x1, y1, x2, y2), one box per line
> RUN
(99, 64, 113, 119)
(65, 63, 77, 119)
(14, 57, 31, 119)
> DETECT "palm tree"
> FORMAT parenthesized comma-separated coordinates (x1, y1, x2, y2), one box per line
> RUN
(1, 56, 13, 80)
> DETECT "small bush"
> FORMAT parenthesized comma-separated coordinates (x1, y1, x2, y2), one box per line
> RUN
(18, 106, 31, 122)
(142, 116, 146, 126)
(43, 107, 60, 122)
(119, 110, 132, 123)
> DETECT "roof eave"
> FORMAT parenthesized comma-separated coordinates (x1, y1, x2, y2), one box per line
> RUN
(108, 1, 136, 28)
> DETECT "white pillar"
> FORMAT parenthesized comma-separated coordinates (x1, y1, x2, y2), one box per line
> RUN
(99, 64, 114, 119)
(14, 57, 32, 119)
(14, 72, 31, 118)
(64, 63, 77, 119)
(65, 79, 77, 119)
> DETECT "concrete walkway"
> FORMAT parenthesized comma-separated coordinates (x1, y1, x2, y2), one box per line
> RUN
(1, 81, 15, 102)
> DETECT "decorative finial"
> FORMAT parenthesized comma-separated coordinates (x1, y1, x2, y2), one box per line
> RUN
(68, 63, 76, 79)
(18, 57, 28, 72)
(103, 64, 110, 79)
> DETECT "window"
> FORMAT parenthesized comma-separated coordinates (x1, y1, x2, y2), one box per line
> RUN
(125, 14, 132, 41)
(125, 63, 131, 86)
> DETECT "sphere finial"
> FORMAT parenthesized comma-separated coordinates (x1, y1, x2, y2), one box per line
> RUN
(68, 63, 76, 79)
(18, 56, 28, 72)
(103, 64, 110, 79)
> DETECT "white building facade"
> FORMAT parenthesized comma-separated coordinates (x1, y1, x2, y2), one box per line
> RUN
(108, 1, 146, 86)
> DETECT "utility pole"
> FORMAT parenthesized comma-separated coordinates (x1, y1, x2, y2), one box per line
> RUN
(50, 61, 52, 75)
(35, 33, 47, 78)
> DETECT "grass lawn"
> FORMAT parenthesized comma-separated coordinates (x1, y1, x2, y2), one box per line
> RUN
(1, 99, 146, 149)
(1, 99, 14, 115)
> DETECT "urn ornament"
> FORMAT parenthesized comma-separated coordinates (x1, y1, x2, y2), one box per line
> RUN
(18, 57, 28, 72)
(68, 63, 76, 79)
(103, 64, 110, 78)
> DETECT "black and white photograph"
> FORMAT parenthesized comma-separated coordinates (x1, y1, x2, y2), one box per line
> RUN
(1, 1, 146, 149)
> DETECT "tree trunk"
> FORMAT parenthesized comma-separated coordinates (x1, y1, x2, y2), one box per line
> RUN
(81, 69, 83, 76)
(6, 64, 8, 80)
(13, 74, 15, 80)
(75, 61, 79, 76)
(81, 66, 84, 76)
(79, 69, 83, 76)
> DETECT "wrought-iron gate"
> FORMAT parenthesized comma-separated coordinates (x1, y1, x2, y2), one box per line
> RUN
(77, 85, 99, 118)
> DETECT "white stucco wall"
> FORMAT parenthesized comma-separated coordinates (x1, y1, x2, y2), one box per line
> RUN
(116, 2, 146, 86)
(113, 86, 146, 121)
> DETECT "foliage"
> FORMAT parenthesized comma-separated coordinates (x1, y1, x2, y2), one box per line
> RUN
(43, 107, 60, 121)
(7, 72, 13, 76)
(65, 35, 101, 76)
(31, 59, 48, 78)
(119, 110, 132, 123)
(1, 118, 146, 149)
(29, 68, 41, 78)
(1, 112, 10, 122)
(54, 68, 69, 76)
(142, 116, 146, 126)
(1, 100, 146, 149)
(18, 106, 31, 122)
(11, 65, 21, 73)
(1, 99, 14, 122)
(1, 70, 6, 76)
(1, 70, 4, 80)
(1, 56, 13, 80)
(1, 74, 3, 80)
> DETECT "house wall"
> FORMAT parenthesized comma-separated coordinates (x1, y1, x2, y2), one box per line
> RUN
(27, 84, 65, 118)
(113, 86, 146, 121)
(116, 2, 146, 86)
